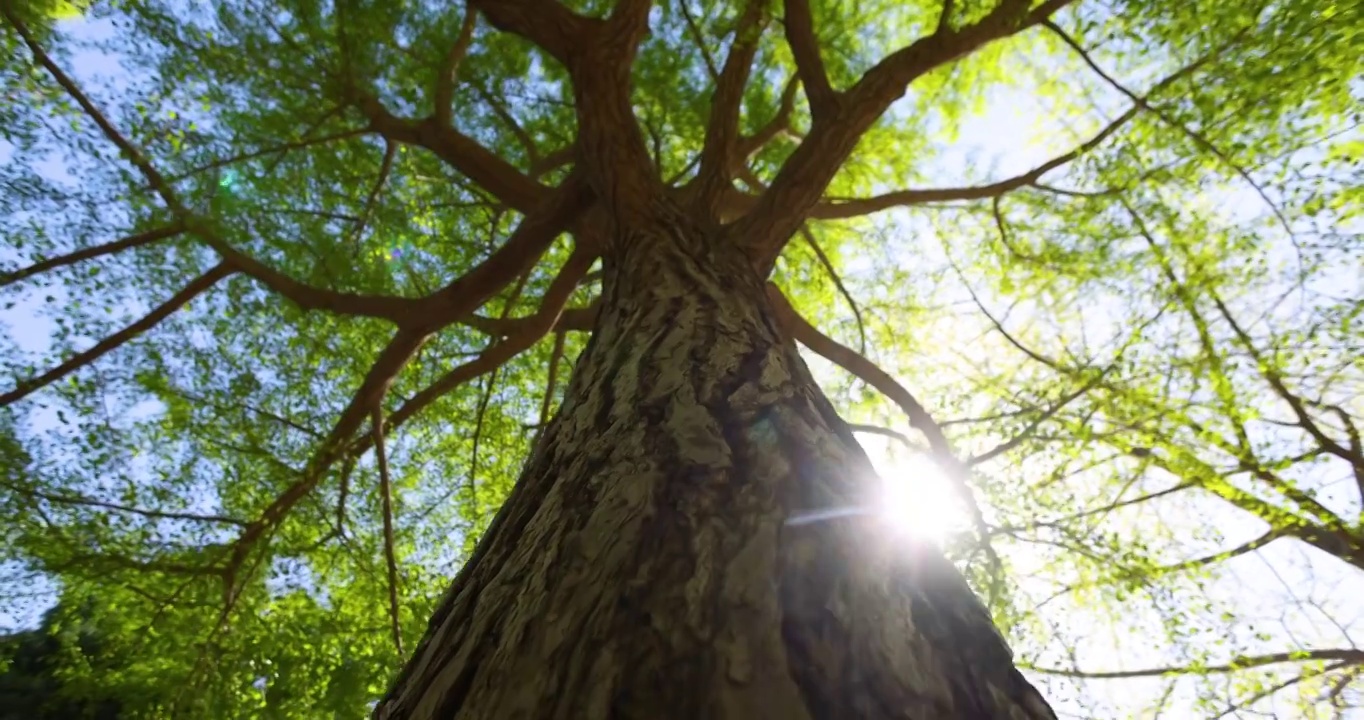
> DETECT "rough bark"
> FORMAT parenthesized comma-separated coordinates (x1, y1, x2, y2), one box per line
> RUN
(375, 203, 1055, 719)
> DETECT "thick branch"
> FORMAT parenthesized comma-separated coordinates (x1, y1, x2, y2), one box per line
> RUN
(1, 224, 184, 288)
(358, 94, 547, 214)
(783, 0, 837, 118)
(470, 0, 595, 67)
(0, 264, 233, 408)
(467, 0, 655, 218)
(770, 285, 936, 447)
(188, 226, 420, 323)
(736, 76, 801, 159)
(390, 248, 594, 431)
(694, 0, 770, 211)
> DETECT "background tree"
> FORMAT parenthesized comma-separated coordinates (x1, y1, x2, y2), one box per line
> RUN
(1, 0, 1359, 718)
(0, 591, 156, 720)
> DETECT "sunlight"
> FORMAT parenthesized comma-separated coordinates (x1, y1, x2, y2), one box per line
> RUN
(877, 453, 966, 544)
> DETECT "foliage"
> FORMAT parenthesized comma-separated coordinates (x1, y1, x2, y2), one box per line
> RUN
(0, 0, 1360, 717)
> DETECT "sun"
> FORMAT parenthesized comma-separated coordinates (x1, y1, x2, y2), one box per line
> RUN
(876, 451, 967, 544)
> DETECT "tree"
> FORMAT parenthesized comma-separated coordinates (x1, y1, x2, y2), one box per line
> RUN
(0, 0, 1359, 718)
(0, 594, 141, 720)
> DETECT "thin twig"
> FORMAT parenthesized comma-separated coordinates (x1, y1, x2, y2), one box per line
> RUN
(1, 224, 185, 288)
(800, 225, 867, 354)
(534, 329, 567, 446)
(0, 264, 233, 407)
(350, 141, 398, 245)
(434, 5, 479, 128)
(372, 407, 405, 657)
(677, 1, 720, 81)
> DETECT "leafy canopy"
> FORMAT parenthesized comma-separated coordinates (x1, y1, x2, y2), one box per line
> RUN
(1, 0, 1361, 716)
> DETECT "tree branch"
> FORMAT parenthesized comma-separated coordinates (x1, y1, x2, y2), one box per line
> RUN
(5, 8, 178, 209)
(469, 0, 594, 68)
(0, 264, 233, 408)
(10, 11, 421, 325)
(677, 1, 720, 81)
(1149, 528, 1286, 577)
(766, 283, 1007, 601)
(1123, 203, 1346, 528)
(967, 380, 1099, 466)
(1024, 648, 1364, 680)
(221, 328, 431, 590)
(799, 226, 867, 354)
(357, 93, 547, 214)
(814, 109, 1137, 218)
(372, 407, 404, 657)
(190, 229, 421, 322)
(167, 388, 324, 440)
(389, 247, 594, 431)
(1212, 661, 1353, 720)
(736, 75, 801, 160)
(1, 224, 184, 289)
(936, 0, 955, 34)
(530, 146, 575, 180)
(463, 302, 598, 336)
(790, 39, 1228, 221)
(695, 0, 770, 212)
(0, 478, 248, 527)
(1210, 294, 1361, 475)
(419, 171, 591, 330)
(1043, 21, 1292, 236)
(848, 423, 924, 451)
(992, 482, 1195, 535)
(534, 329, 567, 445)
(471, 79, 543, 166)
(434, 5, 479, 128)
(165, 128, 368, 185)
(1307, 400, 1364, 506)
(734, 0, 1076, 268)
(782, 0, 838, 118)
(349, 140, 398, 245)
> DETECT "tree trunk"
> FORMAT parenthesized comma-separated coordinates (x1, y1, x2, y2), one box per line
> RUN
(375, 205, 1056, 720)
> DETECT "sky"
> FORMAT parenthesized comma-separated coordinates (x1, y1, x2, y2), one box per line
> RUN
(3, 6, 1362, 719)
